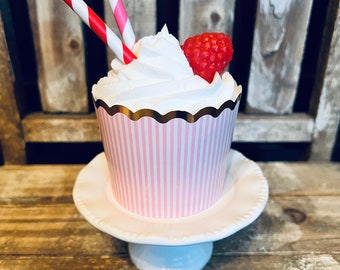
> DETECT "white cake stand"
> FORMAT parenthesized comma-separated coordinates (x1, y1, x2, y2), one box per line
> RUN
(73, 149, 269, 269)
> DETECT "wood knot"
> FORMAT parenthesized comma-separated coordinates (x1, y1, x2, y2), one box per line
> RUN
(283, 208, 306, 224)
(210, 11, 221, 25)
(66, 36, 81, 53)
(69, 39, 80, 50)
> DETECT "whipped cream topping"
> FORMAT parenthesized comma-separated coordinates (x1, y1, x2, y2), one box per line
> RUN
(92, 26, 241, 115)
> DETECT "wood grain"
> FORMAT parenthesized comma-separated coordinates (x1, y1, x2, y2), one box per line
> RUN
(0, 0, 339, 164)
(21, 112, 314, 143)
(206, 255, 340, 270)
(0, 13, 26, 164)
(310, 2, 340, 160)
(246, 0, 313, 114)
(22, 113, 101, 142)
(27, 0, 88, 113)
(214, 196, 340, 254)
(234, 113, 314, 142)
(258, 162, 340, 196)
(179, 0, 236, 43)
(1, 255, 339, 270)
(0, 162, 339, 269)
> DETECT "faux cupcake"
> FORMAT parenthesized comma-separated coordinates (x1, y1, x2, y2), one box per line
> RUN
(92, 26, 241, 218)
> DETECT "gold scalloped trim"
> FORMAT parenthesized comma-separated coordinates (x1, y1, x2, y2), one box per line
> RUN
(94, 93, 241, 123)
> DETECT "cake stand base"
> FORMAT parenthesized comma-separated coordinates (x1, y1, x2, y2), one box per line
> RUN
(128, 241, 213, 270)
(73, 149, 269, 269)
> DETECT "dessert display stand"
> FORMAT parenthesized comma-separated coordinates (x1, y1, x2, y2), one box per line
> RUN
(73, 149, 269, 269)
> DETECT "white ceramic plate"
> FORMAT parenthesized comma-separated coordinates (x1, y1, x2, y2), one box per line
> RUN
(73, 149, 269, 246)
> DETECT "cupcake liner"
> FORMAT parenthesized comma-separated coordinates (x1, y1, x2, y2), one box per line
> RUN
(95, 99, 240, 218)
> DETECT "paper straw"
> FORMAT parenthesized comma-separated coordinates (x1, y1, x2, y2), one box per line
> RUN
(109, 0, 136, 50)
(63, 0, 136, 64)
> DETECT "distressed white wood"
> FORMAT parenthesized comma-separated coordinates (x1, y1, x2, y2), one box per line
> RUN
(21, 113, 314, 143)
(27, 0, 88, 113)
(246, 0, 313, 114)
(22, 113, 101, 142)
(179, 0, 236, 43)
(234, 113, 314, 142)
(1, 0, 338, 164)
(104, 0, 156, 64)
(310, 3, 340, 160)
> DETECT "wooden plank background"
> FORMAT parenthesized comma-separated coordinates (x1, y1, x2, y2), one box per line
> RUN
(0, 0, 339, 163)
(246, 0, 314, 114)
(27, 0, 316, 114)
(0, 12, 26, 164)
(179, 0, 236, 42)
(310, 1, 340, 160)
(27, 0, 88, 113)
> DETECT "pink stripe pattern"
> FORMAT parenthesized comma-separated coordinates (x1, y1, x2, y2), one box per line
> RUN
(109, 0, 136, 50)
(63, 0, 136, 64)
(95, 104, 240, 218)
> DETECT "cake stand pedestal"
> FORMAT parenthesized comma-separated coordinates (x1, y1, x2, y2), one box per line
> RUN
(73, 149, 269, 270)
(129, 242, 213, 270)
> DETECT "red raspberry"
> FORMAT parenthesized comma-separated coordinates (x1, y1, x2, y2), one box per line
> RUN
(181, 32, 233, 83)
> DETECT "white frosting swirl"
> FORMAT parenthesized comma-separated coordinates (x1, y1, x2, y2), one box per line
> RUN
(92, 26, 241, 115)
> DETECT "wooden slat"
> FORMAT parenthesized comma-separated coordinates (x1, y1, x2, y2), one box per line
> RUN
(0, 165, 81, 199)
(258, 162, 340, 196)
(21, 112, 314, 143)
(22, 113, 101, 142)
(0, 12, 26, 164)
(1, 196, 339, 257)
(246, 0, 313, 114)
(214, 196, 340, 254)
(179, 0, 236, 43)
(310, 1, 340, 160)
(207, 255, 340, 269)
(0, 206, 127, 256)
(234, 113, 314, 142)
(104, 0, 156, 63)
(0, 256, 136, 270)
(27, 0, 88, 113)
(1, 255, 340, 270)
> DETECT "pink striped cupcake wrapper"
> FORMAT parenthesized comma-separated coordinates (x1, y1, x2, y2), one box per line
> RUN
(95, 102, 240, 218)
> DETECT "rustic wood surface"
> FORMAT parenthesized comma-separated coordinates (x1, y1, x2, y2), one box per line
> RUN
(0, 12, 26, 164)
(179, 0, 236, 43)
(310, 1, 340, 160)
(0, 160, 339, 269)
(27, 0, 88, 113)
(246, 0, 313, 114)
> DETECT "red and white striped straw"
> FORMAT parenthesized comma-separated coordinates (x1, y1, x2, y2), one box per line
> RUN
(109, 0, 136, 50)
(63, 0, 136, 64)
